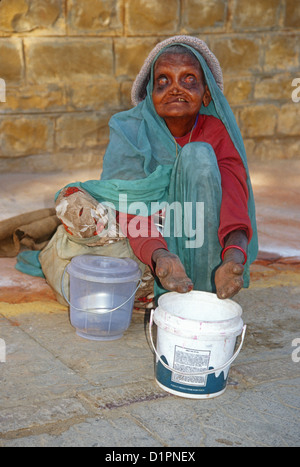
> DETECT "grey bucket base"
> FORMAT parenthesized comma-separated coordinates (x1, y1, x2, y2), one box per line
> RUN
(155, 379, 227, 400)
(76, 330, 123, 341)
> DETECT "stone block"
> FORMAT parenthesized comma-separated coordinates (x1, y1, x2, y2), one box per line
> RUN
(264, 35, 299, 72)
(0, 398, 88, 434)
(211, 37, 261, 75)
(55, 113, 110, 150)
(248, 137, 300, 160)
(0, 116, 54, 157)
(0, 84, 66, 112)
(232, 0, 280, 29)
(0, 39, 23, 83)
(181, 0, 226, 32)
(277, 103, 300, 136)
(285, 0, 300, 28)
(67, 0, 123, 36)
(0, 0, 65, 36)
(25, 38, 113, 84)
(254, 75, 294, 101)
(49, 151, 105, 173)
(0, 151, 104, 173)
(125, 0, 179, 35)
(66, 79, 120, 111)
(224, 78, 253, 105)
(239, 104, 278, 137)
(120, 81, 133, 109)
(114, 37, 160, 79)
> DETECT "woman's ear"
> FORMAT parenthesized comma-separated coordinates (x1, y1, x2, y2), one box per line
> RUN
(203, 86, 212, 107)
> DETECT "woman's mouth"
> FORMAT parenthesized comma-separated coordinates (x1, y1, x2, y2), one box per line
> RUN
(167, 97, 188, 103)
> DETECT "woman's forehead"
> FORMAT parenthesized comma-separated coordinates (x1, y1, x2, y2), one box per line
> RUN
(154, 52, 204, 76)
(153, 52, 205, 83)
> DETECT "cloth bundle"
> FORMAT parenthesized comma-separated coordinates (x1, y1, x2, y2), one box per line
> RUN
(55, 186, 124, 245)
(0, 208, 60, 258)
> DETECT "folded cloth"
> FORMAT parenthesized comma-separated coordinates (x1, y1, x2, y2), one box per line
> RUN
(0, 208, 61, 258)
(15, 250, 45, 278)
(55, 186, 124, 244)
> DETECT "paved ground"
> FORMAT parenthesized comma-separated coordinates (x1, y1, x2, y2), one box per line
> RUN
(0, 160, 299, 448)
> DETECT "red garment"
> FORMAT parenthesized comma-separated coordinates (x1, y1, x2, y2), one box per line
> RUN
(118, 212, 168, 270)
(119, 114, 252, 269)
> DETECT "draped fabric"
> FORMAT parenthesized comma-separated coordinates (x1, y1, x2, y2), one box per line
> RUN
(59, 43, 258, 263)
(17, 42, 258, 285)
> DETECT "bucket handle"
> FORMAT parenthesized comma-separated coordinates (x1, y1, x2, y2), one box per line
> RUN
(61, 267, 142, 315)
(149, 309, 246, 377)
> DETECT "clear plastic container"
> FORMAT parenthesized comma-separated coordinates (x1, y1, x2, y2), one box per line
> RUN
(66, 255, 142, 341)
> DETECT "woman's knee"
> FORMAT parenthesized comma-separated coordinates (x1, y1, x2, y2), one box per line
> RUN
(179, 142, 221, 184)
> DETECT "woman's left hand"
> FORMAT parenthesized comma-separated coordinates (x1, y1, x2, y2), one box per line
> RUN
(215, 260, 244, 299)
(152, 249, 194, 293)
(215, 229, 248, 299)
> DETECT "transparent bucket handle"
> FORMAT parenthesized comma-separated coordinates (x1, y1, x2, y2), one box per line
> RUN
(149, 309, 246, 377)
(61, 266, 142, 315)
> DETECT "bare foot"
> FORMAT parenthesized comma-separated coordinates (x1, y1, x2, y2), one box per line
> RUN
(152, 249, 194, 293)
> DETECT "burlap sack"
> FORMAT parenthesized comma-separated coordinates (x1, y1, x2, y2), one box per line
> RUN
(0, 208, 60, 257)
(39, 225, 146, 306)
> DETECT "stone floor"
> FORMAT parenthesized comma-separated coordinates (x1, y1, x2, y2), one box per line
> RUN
(0, 159, 299, 447)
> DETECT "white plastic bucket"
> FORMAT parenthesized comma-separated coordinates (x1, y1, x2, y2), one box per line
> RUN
(150, 291, 246, 399)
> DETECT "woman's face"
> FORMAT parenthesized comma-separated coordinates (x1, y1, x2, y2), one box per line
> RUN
(152, 52, 211, 122)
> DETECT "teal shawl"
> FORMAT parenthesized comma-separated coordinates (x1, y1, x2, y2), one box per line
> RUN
(58, 43, 258, 262)
(16, 43, 258, 279)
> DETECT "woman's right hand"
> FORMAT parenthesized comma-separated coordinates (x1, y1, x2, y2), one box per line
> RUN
(152, 249, 194, 293)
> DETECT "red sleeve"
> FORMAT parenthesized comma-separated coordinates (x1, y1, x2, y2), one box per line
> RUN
(118, 212, 168, 270)
(202, 118, 253, 247)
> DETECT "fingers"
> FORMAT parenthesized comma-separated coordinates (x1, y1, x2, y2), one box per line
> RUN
(170, 279, 193, 294)
(155, 254, 193, 293)
(215, 260, 244, 299)
(156, 265, 168, 279)
(217, 276, 244, 300)
(164, 277, 193, 294)
(232, 263, 244, 275)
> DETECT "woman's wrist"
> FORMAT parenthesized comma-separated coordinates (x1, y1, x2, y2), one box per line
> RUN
(152, 248, 170, 263)
(222, 230, 248, 265)
(222, 245, 247, 265)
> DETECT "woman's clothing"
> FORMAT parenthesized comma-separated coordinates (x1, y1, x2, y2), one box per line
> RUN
(16, 36, 258, 301)
(122, 113, 252, 274)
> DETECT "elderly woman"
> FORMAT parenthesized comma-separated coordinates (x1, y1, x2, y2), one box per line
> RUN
(36, 36, 258, 305)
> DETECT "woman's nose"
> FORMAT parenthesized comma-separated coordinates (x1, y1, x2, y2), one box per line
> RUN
(169, 81, 181, 94)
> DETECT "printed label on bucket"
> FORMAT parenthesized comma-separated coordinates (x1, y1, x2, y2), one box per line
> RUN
(156, 354, 228, 397)
(172, 346, 210, 387)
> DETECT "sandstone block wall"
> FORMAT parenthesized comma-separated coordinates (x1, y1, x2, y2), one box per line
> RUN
(0, 0, 299, 173)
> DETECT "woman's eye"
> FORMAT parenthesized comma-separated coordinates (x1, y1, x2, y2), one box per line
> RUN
(157, 76, 168, 86)
(183, 75, 196, 84)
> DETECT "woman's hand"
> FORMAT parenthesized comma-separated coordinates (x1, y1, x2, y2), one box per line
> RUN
(215, 259, 244, 299)
(152, 249, 194, 293)
(215, 230, 248, 299)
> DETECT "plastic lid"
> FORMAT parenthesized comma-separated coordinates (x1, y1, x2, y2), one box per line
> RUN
(67, 255, 142, 283)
